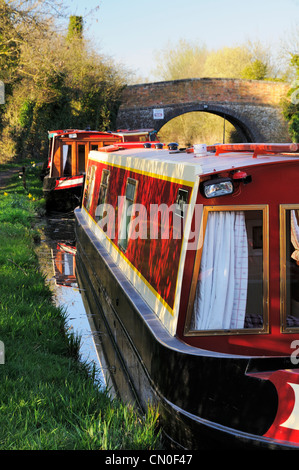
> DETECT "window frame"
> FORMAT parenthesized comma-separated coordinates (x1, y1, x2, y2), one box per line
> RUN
(280, 204, 299, 333)
(84, 165, 97, 212)
(118, 177, 138, 252)
(184, 204, 269, 336)
(175, 188, 189, 218)
(62, 143, 73, 176)
(95, 169, 110, 223)
(77, 143, 87, 174)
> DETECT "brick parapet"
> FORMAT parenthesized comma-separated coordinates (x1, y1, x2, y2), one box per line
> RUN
(120, 78, 289, 109)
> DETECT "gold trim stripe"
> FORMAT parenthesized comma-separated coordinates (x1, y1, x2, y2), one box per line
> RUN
(89, 154, 195, 187)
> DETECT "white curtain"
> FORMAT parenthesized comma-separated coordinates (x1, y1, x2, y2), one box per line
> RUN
(62, 145, 68, 171)
(191, 211, 248, 330)
(291, 210, 299, 264)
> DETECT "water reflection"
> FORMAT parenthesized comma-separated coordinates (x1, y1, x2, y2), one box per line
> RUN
(37, 211, 105, 387)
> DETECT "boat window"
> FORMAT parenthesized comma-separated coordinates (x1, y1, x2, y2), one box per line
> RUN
(62, 144, 72, 176)
(95, 169, 110, 222)
(83, 165, 97, 212)
(175, 188, 189, 218)
(91, 144, 98, 151)
(78, 144, 86, 173)
(186, 206, 268, 335)
(149, 131, 157, 142)
(281, 206, 299, 331)
(118, 178, 138, 252)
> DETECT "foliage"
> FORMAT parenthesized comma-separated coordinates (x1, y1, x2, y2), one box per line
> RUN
(67, 15, 83, 41)
(203, 46, 252, 79)
(241, 59, 269, 80)
(0, 1, 128, 163)
(289, 114, 299, 142)
(152, 39, 208, 81)
(152, 40, 276, 82)
(282, 54, 299, 142)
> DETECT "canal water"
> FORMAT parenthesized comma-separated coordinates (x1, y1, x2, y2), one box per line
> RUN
(36, 211, 107, 388)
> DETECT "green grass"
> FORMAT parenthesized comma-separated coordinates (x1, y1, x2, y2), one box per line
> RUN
(0, 162, 162, 450)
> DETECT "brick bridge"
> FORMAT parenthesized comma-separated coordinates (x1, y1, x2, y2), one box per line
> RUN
(116, 78, 291, 143)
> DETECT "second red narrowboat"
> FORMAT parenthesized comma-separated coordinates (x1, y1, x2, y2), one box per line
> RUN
(74, 142, 299, 449)
(43, 128, 162, 212)
(43, 129, 122, 211)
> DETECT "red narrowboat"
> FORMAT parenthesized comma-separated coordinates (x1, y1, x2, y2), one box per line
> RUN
(74, 142, 299, 449)
(43, 128, 161, 211)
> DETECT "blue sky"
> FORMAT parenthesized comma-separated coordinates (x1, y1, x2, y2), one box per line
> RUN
(62, 0, 299, 80)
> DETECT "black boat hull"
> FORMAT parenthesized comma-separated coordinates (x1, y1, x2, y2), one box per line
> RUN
(43, 176, 83, 212)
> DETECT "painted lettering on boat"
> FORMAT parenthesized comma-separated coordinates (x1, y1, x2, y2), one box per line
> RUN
(264, 370, 299, 443)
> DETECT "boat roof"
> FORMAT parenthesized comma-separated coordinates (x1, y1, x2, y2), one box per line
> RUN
(115, 128, 156, 136)
(48, 129, 156, 138)
(90, 143, 299, 184)
(48, 129, 116, 138)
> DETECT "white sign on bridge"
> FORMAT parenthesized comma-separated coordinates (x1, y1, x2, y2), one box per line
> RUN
(153, 108, 164, 120)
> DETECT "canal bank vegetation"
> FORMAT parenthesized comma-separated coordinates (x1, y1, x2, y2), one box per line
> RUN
(0, 0, 129, 164)
(0, 162, 162, 450)
(283, 54, 299, 142)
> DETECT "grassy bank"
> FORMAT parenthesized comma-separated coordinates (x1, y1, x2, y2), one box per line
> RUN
(0, 162, 161, 450)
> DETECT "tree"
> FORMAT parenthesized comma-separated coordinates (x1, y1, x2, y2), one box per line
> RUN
(241, 59, 269, 80)
(67, 15, 83, 41)
(0, 1, 128, 162)
(152, 39, 208, 81)
(202, 46, 251, 78)
(153, 39, 275, 82)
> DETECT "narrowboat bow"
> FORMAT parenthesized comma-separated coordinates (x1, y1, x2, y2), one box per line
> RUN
(74, 142, 299, 449)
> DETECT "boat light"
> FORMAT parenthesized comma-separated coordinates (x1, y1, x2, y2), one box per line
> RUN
(194, 143, 208, 156)
(233, 170, 247, 180)
(168, 142, 179, 151)
(201, 178, 234, 198)
(68, 133, 77, 138)
(232, 171, 252, 184)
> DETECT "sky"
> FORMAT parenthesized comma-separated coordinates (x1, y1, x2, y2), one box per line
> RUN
(61, 0, 299, 81)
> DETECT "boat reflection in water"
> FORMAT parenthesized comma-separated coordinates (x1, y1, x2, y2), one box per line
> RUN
(41, 214, 109, 389)
(52, 242, 116, 393)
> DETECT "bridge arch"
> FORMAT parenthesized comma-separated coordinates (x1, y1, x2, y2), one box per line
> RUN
(116, 78, 291, 143)
(152, 102, 262, 142)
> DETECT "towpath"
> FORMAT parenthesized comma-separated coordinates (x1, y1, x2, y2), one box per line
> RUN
(0, 168, 20, 189)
